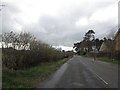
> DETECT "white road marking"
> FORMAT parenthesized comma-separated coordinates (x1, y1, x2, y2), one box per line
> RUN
(89, 69, 108, 85)
(79, 59, 109, 85)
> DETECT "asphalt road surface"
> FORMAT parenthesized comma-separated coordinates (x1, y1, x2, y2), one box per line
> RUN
(37, 55, 118, 88)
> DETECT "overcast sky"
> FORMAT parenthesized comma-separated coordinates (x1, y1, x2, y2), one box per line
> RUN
(1, 0, 119, 50)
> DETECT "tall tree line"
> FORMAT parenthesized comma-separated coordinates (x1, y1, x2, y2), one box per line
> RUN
(73, 30, 103, 55)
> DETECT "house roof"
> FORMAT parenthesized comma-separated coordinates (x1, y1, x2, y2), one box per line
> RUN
(99, 39, 114, 52)
(115, 28, 120, 39)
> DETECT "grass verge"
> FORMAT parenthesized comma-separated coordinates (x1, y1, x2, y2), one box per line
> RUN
(2, 58, 69, 88)
(97, 57, 120, 64)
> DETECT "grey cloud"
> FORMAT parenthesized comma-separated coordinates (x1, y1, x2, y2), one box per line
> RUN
(2, 1, 118, 47)
(2, 2, 21, 33)
(22, 15, 117, 46)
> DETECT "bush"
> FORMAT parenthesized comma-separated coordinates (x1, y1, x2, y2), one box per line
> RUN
(2, 32, 73, 70)
(2, 45, 70, 70)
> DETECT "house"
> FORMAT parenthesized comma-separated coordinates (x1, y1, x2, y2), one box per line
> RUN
(99, 39, 114, 53)
(99, 29, 120, 59)
(99, 41, 108, 52)
(114, 28, 120, 59)
(99, 38, 115, 58)
(115, 29, 120, 51)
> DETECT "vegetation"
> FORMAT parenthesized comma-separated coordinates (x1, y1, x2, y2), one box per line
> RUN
(97, 57, 120, 64)
(2, 31, 74, 70)
(3, 58, 69, 88)
(73, 29, 120, 63)
(2, 31, 74, 88)
(74, 30, 100, 55)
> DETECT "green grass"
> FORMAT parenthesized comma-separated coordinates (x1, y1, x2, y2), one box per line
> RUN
(97, 57, 120, 64)
(2, 58, 69, 88)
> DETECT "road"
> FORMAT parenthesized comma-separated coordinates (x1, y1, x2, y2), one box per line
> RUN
(37, 55, 118, 88)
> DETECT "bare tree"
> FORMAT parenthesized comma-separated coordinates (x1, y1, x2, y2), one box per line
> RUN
(18, 32, 35, 50)
(2, 31, 18, 48)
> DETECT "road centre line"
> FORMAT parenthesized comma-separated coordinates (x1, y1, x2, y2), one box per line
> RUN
(88, 68, 108, 85)
(79, 58, 109, 85)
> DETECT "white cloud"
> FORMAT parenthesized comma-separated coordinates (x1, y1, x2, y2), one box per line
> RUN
(90, 3, 118, 23)
(75, 17, 89, 26)
(2, 0, 87, 24)
(53, 45, 73, 51)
